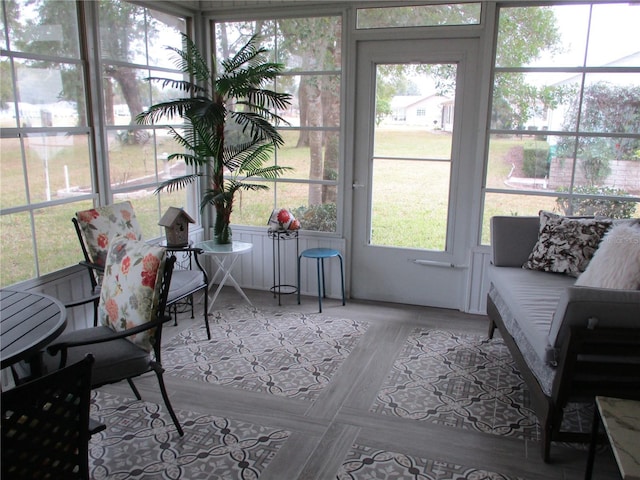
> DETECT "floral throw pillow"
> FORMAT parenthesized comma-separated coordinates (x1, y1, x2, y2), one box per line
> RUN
(97, 236, 166, 352)
(76, 201, 143, 267)
(523, 210, 612, 277)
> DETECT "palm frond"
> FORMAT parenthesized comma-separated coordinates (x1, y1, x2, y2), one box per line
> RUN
(230, 111, 284, 146)
(238, 183, 270, 192)
(243, 165, 293, 180)
(221, 35, 268, 74)
(222, 141, 265, 170)
(136, 98, 201, 125)
(171, 34, 211, 83)
(154, 174, 202, 194)
(144, 77, 205, 96)
(234, 100, 290, 129)
(244, 87, 293, 111)
(166, 152, 209, 168)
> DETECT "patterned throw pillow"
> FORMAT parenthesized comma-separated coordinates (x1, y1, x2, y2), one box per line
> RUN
(76, 201, 143, 267)
(97, 236, 166, 352)
(523, 210, 612, 277)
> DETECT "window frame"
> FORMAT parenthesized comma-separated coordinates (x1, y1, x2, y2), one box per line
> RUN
(481, 1, 640, 244)
(210, 12, 345, 236)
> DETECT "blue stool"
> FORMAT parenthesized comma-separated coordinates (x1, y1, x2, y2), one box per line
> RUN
(297, 248, 345, 313)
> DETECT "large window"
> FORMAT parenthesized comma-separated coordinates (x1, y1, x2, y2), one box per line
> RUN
(1, 0, 93, 286)
(482, 2, 640, 243)
(98, 1, 187, 239)
(0, 0, 187, 287)
(214, 16, 342, 233)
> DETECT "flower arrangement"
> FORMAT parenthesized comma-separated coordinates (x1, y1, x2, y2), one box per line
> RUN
(268, 208, 301, 231)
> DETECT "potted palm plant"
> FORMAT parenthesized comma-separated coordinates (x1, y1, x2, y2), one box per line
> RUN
(136, 34, 292, 244)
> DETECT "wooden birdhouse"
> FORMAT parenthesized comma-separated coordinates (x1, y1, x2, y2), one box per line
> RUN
(159, 207, 195, 247)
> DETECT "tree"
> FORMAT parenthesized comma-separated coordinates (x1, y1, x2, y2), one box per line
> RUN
(14, 0, 161, 134)
(556, 82, 640, 186)
(492, 7, 562, 129)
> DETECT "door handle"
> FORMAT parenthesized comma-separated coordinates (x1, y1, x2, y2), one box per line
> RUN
(352, 183, 365, 189)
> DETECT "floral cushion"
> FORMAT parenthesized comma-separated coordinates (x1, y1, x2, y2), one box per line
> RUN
(97, 236, 166, 352)
(76, 201, 142, 268)
(523, 210, 612, 277)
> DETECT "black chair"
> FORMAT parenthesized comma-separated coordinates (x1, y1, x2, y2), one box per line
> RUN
(2, 354, 104, 480)
(73, 201, 210, 339)
(45, 236, 184, 437)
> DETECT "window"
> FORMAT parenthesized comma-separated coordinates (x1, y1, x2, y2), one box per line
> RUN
(1, 0, 92, 286)
(214, 16, 342, 233)
(482, 3, 640, 244)
(98, 1, 187, 239)
(356, 3, 481, 29)
(0, 0, 187, 287)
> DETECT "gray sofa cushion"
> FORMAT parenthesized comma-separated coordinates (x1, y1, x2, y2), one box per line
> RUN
(547, 286, 640, 364)
(490, 216, 539, 267)
(488, 264, 574, 365)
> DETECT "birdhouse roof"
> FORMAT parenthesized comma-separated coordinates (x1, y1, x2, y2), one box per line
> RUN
(158, 207, 195, 227)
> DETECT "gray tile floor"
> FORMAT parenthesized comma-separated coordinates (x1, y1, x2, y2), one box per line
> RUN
(97, 288, 622, 480)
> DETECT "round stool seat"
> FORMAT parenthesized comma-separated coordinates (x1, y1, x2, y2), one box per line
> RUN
(300, 248, 341, 259)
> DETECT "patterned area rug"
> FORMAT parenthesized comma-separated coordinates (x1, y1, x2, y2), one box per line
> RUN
(163, 305, 369, 401)
(371, 329, 592, 441)
(337, 444, 517, 480)
(89, 391, 289, 480)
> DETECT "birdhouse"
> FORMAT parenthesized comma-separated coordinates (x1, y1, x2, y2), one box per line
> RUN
(159, 207, 195, 247)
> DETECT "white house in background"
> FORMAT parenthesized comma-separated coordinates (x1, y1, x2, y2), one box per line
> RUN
(390, 94, 452, 130)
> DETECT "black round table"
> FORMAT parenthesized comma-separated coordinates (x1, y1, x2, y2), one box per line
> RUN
(0, 289, 67, 372)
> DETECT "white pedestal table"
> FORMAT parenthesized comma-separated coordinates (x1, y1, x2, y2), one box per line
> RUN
(195, 240, 254, 312)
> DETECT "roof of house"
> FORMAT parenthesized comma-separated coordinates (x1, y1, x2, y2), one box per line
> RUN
(158, 207, 195, 226)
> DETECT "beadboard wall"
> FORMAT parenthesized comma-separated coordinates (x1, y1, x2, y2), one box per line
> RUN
(12, 227, 491, 334)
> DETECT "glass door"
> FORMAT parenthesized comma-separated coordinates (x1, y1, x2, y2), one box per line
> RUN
(351, 39, 480, 308)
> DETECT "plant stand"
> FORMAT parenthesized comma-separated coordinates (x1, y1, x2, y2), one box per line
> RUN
(268, 229, 299, 305)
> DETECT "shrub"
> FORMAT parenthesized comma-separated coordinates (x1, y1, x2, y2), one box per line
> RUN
(292, 203, 337, 232)
(522, 141, 550, 178)
(556, 185, 636, 219)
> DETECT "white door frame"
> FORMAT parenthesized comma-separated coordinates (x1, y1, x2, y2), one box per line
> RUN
(350, 38, 481, 309)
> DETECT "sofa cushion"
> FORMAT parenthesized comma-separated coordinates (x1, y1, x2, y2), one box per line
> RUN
(547, 286, 640, 364)
(524, 211, 611, 277)
(575, 221, 640, 290)
(488, 264, 575, 365)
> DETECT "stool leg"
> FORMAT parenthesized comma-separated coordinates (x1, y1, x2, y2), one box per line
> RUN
(338, 253, 345, 305)
(297, 255, 302, 305)
(321, 258, 327, 298)
(316, 258, 323, 313)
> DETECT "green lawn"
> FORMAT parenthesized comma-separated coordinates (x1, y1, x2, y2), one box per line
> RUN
(1, 129, 636, 287)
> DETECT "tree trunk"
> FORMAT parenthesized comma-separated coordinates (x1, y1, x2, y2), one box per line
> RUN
(110, 67, 144, 126)
(296, 79, 309, 148)
(322, 72, 340, 204)
(306, 80, 323, 206)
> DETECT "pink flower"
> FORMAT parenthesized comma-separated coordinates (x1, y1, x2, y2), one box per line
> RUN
(141, 253, 160, 288)
(121, 209, 132, 222)
(78, 209, 99, 223)
(121, 256, 131, 275)
(289, 219, 300, 230)
(97, 233, 109, 249)
(105, 298, 119, 322)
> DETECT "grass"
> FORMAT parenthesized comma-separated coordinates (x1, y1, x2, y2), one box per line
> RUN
(1, 128, 637, 287)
